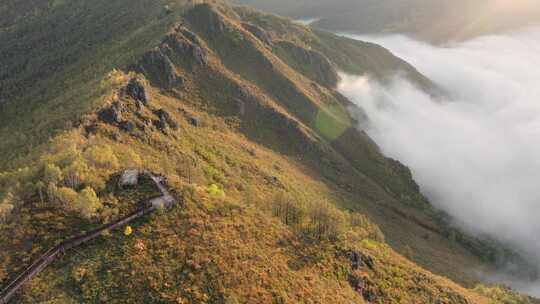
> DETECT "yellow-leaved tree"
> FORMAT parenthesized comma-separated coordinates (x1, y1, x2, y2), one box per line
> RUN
(0, 192, 15, 223)
(75, 187, 102, 219)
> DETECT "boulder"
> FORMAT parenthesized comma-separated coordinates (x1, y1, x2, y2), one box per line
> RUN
(188, 116, 200, 127)
(153, 119, 167, 131)
(84, 123, 98, 136)
(98, 106, 121, 124)
(118, 121, 136, 132)
(154, 109, 179, 130)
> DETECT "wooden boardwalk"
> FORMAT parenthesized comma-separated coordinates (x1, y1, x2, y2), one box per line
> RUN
(0, 171, 176, 304)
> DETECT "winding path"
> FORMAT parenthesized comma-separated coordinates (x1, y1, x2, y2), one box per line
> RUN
(0, 171, 177, 304)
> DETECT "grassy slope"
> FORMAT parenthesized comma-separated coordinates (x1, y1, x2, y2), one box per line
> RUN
(0, 0, 189, 169)
(0, 1, 535, 303)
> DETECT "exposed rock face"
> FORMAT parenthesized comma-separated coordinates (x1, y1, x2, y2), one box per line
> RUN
(242, 22, 273, 46)
(132, 25, 207, 88)
(234, 98, 246, 116)
(98, 106, 122, 124)
(187, 4, 227, 35)
(276, 40, 339, 87)
(119, 169, 140, 188)
(126, 78, 148, 104)
(348, 250, 375, 270)
(347, 274, 379, 303)
(164, 27, 209, 66)
(153, 109, 178, 131)
(341, 250, 381, 302)
(188, 116, 200, 127)
(118, 121, 135, 132)
(192, 46, 208, 65)
(386, 158, 420, 193)
(97, 100, 139, 133)
(138, 46, 183, 88)
(153, 119, 166, 131)
(84, 123, 98, 136)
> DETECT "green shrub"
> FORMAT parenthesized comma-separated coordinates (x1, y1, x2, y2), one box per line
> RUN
(473, 284, 533, 304)
(207, 184, 225, 197)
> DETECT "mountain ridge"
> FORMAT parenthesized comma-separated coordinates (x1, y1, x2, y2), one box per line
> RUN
(0, 1, 537, 303)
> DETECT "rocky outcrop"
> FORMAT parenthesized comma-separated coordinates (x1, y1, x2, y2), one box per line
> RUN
(97, 85, 144, 133)
(164, 26, 209, 66)
(347, 273, 380, 303)
(131, 24, 208, 89)
(97, 100, 135, 133)
(137, 46, 183, 88)
(98, 106, 122, 124)
(186, 3, 227, 36)
(242, 22, 273, 46)
(188, 116, 200, 127)
(126, 78, 148, 105)
(153, 109, 178, 131)
(276, 40, 339, 87)
(348, 250, 375, 270)
(118, 121, 135, 132)
(342, 250, 380, 303)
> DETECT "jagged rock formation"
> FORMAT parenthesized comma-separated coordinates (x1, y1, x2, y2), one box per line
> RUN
(242, 22, 273, 46)
(153, 109, 179, 131)
(141, 47, 182, 88)
(97, 106, 122, 124)
(275, 40, 339, 87)
(125, 78, 148, 105)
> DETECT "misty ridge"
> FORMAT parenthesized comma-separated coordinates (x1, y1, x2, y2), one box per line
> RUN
(338, 27, 540, 281)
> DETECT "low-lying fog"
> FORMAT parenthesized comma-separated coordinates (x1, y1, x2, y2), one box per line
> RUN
(338, 28, 540, 293)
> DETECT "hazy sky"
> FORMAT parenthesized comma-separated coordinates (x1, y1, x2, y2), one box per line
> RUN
(338, 28, 540, 285)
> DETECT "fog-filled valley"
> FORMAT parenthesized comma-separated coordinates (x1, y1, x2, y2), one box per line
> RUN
(339, 27, 540, 294)
(236, 0, 540, 43)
